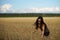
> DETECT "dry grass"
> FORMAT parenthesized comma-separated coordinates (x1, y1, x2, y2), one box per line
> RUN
(0, 17, 60, 40)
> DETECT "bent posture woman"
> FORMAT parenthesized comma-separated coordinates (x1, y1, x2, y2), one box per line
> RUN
(34, 16, 50, 38)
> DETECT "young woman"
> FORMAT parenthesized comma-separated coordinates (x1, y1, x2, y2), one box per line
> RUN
(34, 16, 50, 38)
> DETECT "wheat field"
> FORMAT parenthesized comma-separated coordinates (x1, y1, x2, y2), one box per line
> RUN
(0, 17, 60, 40)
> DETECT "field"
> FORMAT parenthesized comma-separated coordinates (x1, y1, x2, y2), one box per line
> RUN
(0, 17, 60, 40)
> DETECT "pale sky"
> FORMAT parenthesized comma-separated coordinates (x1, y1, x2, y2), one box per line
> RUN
(0, 0, 60, 13)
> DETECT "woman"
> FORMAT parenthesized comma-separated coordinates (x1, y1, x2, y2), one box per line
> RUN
(34, 16, 50, 38)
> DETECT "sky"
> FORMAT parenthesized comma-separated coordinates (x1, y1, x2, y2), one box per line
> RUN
(0, 0, 60, 13)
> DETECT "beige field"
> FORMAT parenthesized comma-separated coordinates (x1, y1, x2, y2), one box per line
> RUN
(0, 17, 60, 40)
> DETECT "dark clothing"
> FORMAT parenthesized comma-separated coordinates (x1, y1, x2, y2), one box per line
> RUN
(44, 25, 50, 36)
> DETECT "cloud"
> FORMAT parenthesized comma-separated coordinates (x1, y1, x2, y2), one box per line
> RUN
(0, 4, 12, 13)
(0, 4, 60, 13)
(29, 7, 60, 13)
(15, 7, 60, 13)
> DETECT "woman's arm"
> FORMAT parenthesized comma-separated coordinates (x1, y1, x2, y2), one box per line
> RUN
(41, 24, 45, 38)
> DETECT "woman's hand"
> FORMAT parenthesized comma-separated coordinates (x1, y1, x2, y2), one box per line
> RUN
(33, 29, 38, 33)
(41, 33, 44, 38)
(41, 31, 44, 38)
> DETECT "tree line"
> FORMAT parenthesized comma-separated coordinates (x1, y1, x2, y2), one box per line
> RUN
(0, 13, 60, 17)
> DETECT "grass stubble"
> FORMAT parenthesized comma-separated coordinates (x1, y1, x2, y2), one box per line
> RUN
(0, 17, 60, 40)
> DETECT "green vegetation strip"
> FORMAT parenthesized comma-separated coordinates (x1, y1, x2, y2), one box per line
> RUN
(0, 13, 60, 17)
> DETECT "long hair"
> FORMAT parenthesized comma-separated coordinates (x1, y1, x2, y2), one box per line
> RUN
(35, 16, 45, 30)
